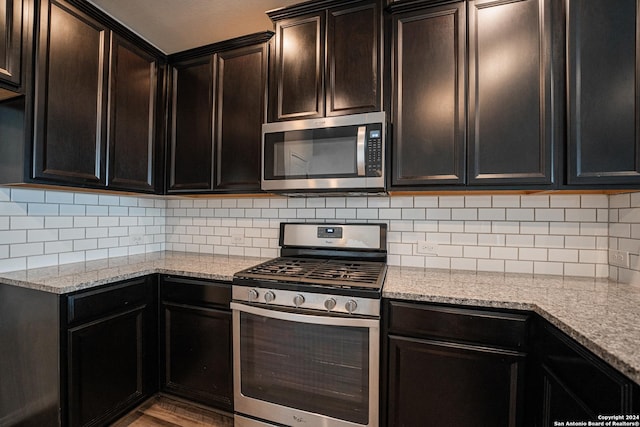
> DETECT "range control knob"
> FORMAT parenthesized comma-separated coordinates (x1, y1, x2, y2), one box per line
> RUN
(324, 298, 337, 311)
(293, 294, 305, 307)
(264, 291, 276, 303)
(248, 289, 259, 301)
(345, 300, 358, 314)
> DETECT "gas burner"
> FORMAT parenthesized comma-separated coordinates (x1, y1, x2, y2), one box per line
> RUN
(236, 257, 387, 290)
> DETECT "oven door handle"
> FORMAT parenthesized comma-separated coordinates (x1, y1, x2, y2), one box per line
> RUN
(231, 302, 379, 328)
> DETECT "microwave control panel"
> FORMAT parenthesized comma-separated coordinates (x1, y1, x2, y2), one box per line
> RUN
(366, 126, 383, 177)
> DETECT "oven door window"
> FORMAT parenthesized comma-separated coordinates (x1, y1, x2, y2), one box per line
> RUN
(264, 126, 361, 180)
(239, 311, 370, 425)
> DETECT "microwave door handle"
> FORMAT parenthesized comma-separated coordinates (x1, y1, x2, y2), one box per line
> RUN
(357, 126, 366, 176)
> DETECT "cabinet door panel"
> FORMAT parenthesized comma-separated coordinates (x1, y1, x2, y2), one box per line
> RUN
(392, 3, 466, 186)
(388, 335, 525, 427)
(273, 14, 324, 120)
(214, 43, 267, 191)
(567, 0, 640, 185)
(67, 307, 145, 427)
(161, 303, 232, 410)
(168, 56, 214, 192)
(108, 34, 157, 192)
(33, 0, 109, 185)
(0, 0, 22, 86)
(327, 1, 380, 116)
(468, 0, 554, 185)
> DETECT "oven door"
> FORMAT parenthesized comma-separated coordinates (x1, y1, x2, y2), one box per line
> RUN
(231, 302, 379, 427)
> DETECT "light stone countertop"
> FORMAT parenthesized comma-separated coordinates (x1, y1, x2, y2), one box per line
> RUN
(384, 266, 640, 386)
(1, 252, 639, 385)
(0, 251, 268, 294)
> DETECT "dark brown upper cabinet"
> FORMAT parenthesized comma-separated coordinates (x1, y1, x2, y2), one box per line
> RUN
(0, 0, 26, 94)
(33, 0, 110, 186)
(391, 2, 467, 186)
(32, 0, 164, 192)
(468, 0, 556, 186)
(566, 0, 640, 186)
(390, 0, 560, 189)
(168, 55, 214, 192)
(167, 32, 272, 194)
(107, 34, 162, 193)
(268, 0, 382, 121)
(214, 43, 268, 191)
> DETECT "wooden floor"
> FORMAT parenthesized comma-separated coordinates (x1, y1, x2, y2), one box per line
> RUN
(111, 395, 234, 427)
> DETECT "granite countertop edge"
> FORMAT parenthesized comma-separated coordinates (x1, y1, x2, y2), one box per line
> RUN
(1, 252, 639, 385)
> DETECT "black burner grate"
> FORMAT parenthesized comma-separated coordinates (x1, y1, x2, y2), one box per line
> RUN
(237, 257, 386, 289)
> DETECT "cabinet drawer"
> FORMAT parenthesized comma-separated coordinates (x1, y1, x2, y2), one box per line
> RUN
(387, 300, 530, 350)
(67, 277, 151, 324)
(160, 276, 231, 309)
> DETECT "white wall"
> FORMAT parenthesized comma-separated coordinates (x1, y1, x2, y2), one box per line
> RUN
(3, 186, 640, 284)
(0, 187, 166, 272)
(165, 194, 610, 278)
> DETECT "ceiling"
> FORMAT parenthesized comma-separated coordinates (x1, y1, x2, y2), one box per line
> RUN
(87, 0, 302, 54)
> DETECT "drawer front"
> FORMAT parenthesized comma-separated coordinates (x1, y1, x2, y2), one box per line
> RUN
(387, 300, 530, 350)
(160, 276, 231, 309)
(67, 276, 151, 325)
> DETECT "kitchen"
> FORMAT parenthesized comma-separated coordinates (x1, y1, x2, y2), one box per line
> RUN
(1, 0, 640, 426)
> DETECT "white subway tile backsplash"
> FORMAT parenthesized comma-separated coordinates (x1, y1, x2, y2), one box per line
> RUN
(11, 242, 43, 257)
(610, 194, 631, 208)
(581, 194, 608, 208)
(0, 230, 26, 244)
(550, 195, 581, 208)
(521, 195, 549, 208)
(414, 196, 438, 208)
(427, 208, 451, 220)
(0, 189, 634, 280)
(478, 208, 506, 221)
(505, 260, 533, 274)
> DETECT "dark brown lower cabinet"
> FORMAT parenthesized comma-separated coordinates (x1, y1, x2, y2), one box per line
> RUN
(65, 276, 158, 427)
(0, 276, 158, 427)
(383, 300, 530, 427)
(160, 276, 232, 412)
(532, 319, 640, 426)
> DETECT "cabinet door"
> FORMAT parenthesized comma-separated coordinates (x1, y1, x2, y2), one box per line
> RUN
(566, 0, 640, 185)
(214, 43, 267, 191)
(391, 2, 466, 186)
(33, 0, 109, 186)
(534, 320, 636, 423)
(271, 13, 324, 121)
(67, 306, 149, 427)
(468, 0, 555, 186)
(161, 302, 232, 411)
(107, 34, 159, 192)
(326, 0, 380, 116)
(387, 335, 525, 427)
(168, 56, 214, 192)
(0, 0, 22, 87)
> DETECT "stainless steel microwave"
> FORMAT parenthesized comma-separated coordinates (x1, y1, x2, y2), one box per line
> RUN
(261, 112, 386, 194)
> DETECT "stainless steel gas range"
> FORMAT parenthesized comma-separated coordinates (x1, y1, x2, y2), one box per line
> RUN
(231, 222, 387, 427)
